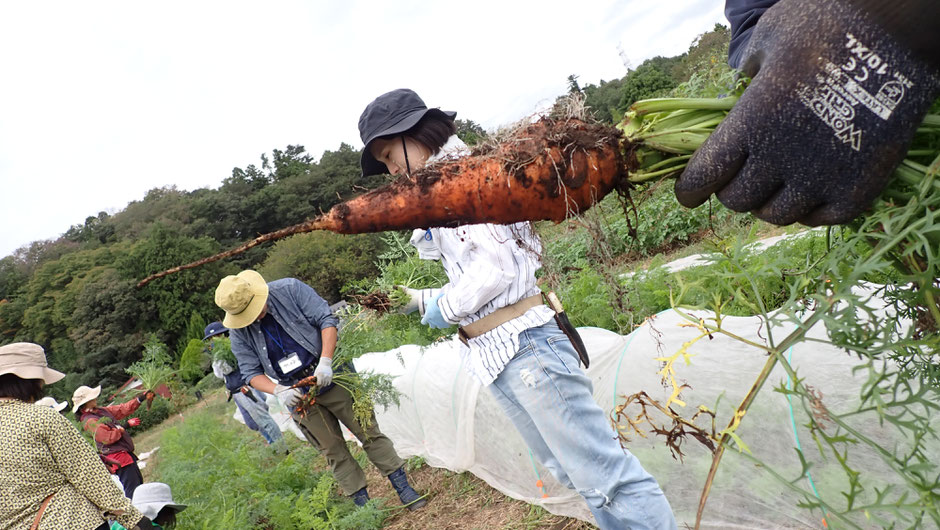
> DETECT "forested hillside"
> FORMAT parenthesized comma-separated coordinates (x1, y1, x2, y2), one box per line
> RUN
(0, 25, 731, 400)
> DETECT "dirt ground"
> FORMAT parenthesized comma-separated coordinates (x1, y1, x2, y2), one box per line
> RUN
(360, 458, 593, 530)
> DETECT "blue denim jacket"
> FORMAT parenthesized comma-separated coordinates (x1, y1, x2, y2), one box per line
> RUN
(230, 278, 339, 385)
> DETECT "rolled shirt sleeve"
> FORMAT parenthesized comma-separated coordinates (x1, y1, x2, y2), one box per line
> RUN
(231, 327, 265, 383)
(435, 225, 516, 324)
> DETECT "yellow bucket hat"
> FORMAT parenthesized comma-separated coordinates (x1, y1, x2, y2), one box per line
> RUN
(215, 270, 269, 329)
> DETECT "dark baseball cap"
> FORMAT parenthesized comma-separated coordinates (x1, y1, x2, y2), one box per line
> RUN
(358, 88, 456, 177)
(203, 321, 230, 340)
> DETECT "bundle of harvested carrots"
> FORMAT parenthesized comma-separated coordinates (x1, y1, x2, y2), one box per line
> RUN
(289, 375, 318, 417)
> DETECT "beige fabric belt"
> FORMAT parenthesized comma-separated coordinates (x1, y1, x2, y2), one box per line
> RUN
(458, 294, 544, 345)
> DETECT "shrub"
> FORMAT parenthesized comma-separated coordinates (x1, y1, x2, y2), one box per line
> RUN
(178, 338, 210, 384)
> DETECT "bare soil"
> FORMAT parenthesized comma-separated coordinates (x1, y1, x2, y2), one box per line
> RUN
(360, 459, 594, 530)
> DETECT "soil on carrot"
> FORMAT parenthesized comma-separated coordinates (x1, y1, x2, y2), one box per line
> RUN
(356, 290, 394, 313)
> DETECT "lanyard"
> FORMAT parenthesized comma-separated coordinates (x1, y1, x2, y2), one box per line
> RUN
(261, 318, 286, 354)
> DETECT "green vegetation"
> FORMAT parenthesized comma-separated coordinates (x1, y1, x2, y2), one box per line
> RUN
(178, 338, 210, 384)
(150, 397, 387, 529)
(126, 334, 175, 392)
(2, 21, 937, 528)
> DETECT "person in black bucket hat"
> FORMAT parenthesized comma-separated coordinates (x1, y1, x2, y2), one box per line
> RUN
(358, 88, 457, 178)
(357, 89, 677, 530)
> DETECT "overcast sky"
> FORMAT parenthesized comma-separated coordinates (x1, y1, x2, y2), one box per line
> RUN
(0, 0, 726, 258)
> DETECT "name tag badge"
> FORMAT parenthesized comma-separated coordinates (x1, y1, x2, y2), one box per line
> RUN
(278, 352, 302, 373)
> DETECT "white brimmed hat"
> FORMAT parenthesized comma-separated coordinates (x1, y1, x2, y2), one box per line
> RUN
(35, 396, 68, 412)
(0, 342, 65, 384)
(71, 385, 102, 413)
(132, 482, 188, 519)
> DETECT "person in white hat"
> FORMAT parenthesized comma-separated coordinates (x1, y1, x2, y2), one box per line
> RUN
(73, 384, 152, 499)
(0, 342, 154, 530)
(34, 395, 68, 412)
(131, 482, 187, 529)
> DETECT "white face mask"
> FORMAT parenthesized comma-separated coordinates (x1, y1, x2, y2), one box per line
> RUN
(409, 228, 442, 260)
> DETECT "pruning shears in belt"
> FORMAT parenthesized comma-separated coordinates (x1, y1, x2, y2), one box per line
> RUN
(228, 385, 259, 403)
(544, 292, 590, 369)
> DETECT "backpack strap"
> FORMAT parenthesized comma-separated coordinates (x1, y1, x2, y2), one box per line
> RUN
(29, 493, 54, 530)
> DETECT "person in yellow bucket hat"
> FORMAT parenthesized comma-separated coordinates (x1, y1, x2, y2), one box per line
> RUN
(73, 384, 152, 499)
(215, 270, 426, 510)
(0, 342, 154, 530)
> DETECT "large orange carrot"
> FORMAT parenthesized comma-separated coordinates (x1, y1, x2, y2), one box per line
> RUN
(137, 118, 627, 287)
(318, 118, 627, 233)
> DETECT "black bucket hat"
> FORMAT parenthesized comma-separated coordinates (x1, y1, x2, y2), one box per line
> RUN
(358, 88, 456, 177)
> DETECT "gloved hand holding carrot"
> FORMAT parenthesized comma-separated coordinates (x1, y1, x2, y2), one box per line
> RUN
(273, 384, 303, 408)
(394, 285, 421, 315)
(675, 0, 940, 225)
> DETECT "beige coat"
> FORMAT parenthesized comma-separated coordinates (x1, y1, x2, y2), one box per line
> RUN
(0, 399, 143, 530)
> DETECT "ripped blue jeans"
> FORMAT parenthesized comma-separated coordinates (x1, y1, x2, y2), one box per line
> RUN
(488, 320, 677, 530)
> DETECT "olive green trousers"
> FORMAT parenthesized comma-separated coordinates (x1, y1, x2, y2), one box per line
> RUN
(291, 383, 404, 494)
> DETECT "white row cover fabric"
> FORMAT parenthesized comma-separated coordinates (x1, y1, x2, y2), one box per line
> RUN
(352, 284, 932, 528)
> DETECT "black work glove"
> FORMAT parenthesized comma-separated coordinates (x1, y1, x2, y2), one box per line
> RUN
(675, 0, 940, 225)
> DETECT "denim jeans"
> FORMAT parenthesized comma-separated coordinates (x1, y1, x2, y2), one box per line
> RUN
(233, 389, 283, 445)
(488, 320, 677, 530)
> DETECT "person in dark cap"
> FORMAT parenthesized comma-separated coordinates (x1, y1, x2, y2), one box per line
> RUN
(358, 89, 676, 530)
(204, 321, 287, 452)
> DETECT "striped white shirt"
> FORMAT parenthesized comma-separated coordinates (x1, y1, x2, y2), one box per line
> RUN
(409, 135, 555, 385)
(413, 222, 556, 386)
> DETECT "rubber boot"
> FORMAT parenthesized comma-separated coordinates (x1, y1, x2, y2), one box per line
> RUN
(388, 466, 427, 510)
(351, 487, 370, 507)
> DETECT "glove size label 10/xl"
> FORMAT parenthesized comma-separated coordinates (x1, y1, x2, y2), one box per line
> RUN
(796, 32, 915, 152)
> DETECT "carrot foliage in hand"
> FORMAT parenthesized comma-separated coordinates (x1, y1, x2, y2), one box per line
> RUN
(126, 334, 174, 394)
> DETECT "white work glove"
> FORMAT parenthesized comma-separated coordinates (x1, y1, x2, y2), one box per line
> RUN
(211, 359, 233, 378)
(395, 285, 421, 315)
(313, 357, 333, 388)
(273, 384, 303, 408)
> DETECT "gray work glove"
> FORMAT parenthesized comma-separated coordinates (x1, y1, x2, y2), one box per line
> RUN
(395, 285, 421, 315)
(273, 384, 303, 408)
(675, 0, 940, 226)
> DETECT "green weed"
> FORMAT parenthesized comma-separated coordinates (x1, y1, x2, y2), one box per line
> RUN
(150, 400, 386, 529)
